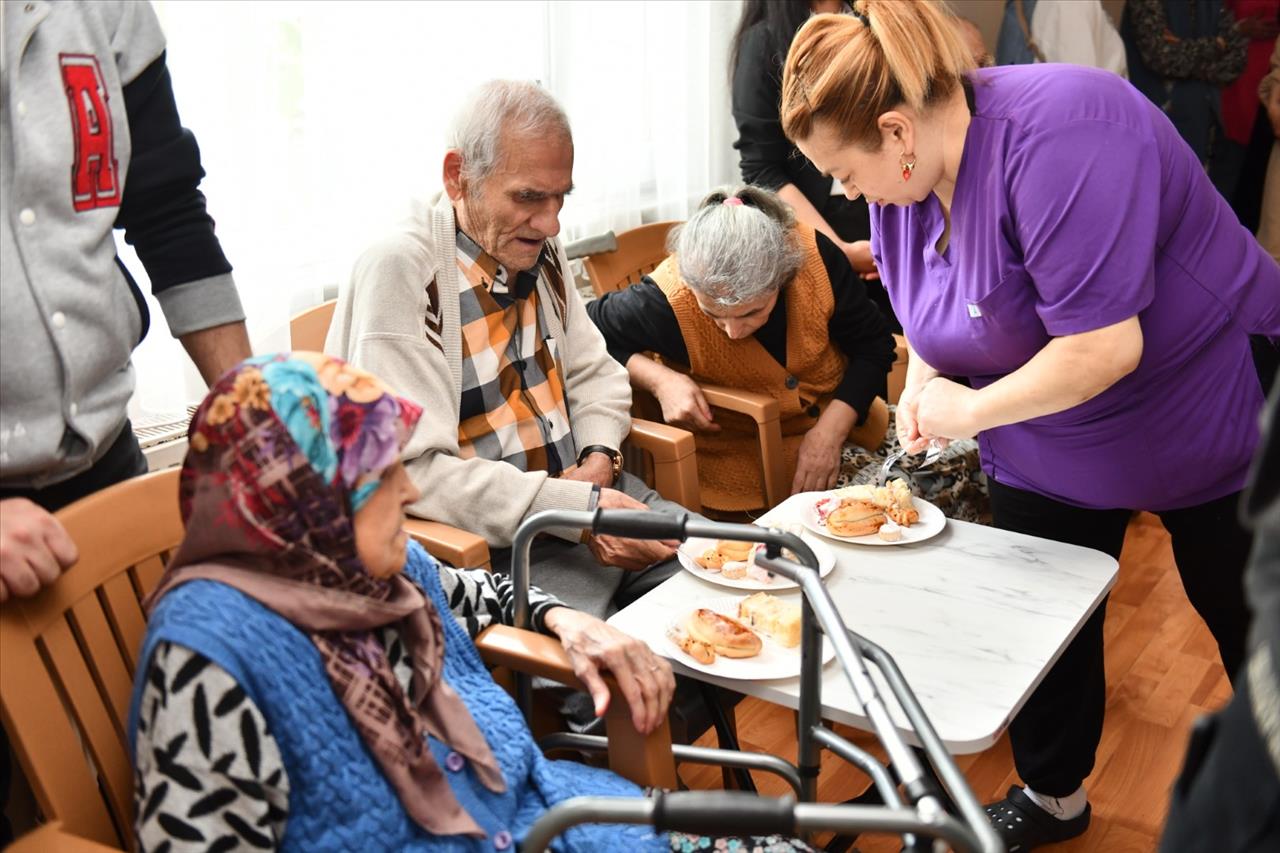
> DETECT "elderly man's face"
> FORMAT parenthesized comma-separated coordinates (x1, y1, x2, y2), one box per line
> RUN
(450, 130, 574, 273)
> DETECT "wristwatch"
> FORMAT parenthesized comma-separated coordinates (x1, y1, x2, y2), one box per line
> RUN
(578, 444, 623, 485)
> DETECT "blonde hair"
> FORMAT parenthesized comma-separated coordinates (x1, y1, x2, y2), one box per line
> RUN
(780, 0, 975, 149)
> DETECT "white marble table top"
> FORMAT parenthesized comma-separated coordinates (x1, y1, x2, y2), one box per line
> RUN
(608, 492, 1118, 754)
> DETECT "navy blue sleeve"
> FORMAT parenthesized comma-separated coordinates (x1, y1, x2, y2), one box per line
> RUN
(585, 280, 690, 368)
(732, 23, 792, 191)
(115, 52, 233, 295)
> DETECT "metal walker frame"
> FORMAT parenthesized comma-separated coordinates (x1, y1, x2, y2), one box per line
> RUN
(508, 508, 1003, 853)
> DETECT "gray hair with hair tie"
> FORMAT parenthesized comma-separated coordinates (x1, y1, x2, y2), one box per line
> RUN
(669, 186, 804, 307)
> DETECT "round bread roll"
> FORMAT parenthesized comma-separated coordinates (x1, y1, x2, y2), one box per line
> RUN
(685, 609, 762, 658)
(827, 499, 886, 538)
(695, 547, 725, 570)
(715, 539, 754, 562)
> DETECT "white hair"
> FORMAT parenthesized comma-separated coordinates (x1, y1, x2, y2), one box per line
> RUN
(447, 80, 572, 185)
(671, 186, 803, 306)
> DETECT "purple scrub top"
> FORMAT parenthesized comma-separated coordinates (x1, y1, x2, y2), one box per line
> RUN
(872, 64, 1280, 511)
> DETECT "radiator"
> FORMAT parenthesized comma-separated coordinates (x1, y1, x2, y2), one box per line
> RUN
(133, 406, 198, 472)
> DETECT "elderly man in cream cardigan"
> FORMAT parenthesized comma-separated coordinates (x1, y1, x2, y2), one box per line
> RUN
(327, 80, 687, 621)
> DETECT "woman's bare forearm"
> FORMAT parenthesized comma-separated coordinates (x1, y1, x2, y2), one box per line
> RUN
(971, 317, 1143, 431)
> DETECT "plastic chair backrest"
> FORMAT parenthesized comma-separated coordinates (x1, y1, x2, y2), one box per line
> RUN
(290, 299, 338, 351)
(582, 221, 680, 297)
(0, 468, 183, 847)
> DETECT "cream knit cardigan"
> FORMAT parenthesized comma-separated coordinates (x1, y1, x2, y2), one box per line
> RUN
(326, 193, 632, 546)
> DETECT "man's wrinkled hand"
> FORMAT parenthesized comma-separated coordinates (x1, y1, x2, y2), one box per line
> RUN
(0, 498, 78, 603)
(585, 489, 678, 571)
(563, 453, 615, 488)
(587, 534, 678, 571)
(542, 606, 676, 734)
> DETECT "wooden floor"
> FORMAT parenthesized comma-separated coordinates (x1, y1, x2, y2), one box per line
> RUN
(681, 512, 1232, 852)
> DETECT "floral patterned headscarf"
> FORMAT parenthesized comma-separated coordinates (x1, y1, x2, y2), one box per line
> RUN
(147, 352, 504, 838)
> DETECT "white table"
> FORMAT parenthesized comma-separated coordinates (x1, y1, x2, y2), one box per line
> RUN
(608, 492, 1118, 754)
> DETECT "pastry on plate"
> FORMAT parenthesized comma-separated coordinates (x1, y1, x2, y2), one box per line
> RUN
(738, 592, 802, 648)
(832, 478, 919, 527)
(884, 501, 919, 527)
(716, 540, 753, 561)
(685, 609, 762, 658)
(826, 499, 886, 538)
(694, 538, 755, 571)
(695, 547, 725, 570)
(666, 625, 717, 664)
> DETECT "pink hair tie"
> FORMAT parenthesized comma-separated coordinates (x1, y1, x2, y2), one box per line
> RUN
(722, 196, 744, 206)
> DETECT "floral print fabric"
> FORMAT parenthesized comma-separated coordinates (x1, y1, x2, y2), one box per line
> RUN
(148, 351, 511, 838)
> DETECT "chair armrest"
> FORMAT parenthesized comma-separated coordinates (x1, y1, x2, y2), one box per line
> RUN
(849, 396, 890, 452)
(625, 420, 700, 511)
(699, 384, 788, 508)
(6, 823, 123, 852)
(475, 625, 678, 788)
(404, 519, 491, 571)
(475, 624, 578, 684)
(698, 384, 780, 425)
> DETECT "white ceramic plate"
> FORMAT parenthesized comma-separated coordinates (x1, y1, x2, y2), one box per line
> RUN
(801, 494, 946, 546)
(675, 532, 836, 591)
(655, 595, 834, 681)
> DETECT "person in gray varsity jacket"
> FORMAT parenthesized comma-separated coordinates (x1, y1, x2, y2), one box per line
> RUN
(0, 0, 251, 607)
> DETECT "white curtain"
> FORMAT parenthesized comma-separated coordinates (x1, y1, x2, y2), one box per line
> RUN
(126, 0, 742, 420)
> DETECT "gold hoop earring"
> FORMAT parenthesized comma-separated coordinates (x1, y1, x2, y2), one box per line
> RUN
(900, 152, 917, 182)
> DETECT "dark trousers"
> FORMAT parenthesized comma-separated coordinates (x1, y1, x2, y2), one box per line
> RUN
(0, 422, 147, 844)
(0, 421, 148, 511)
(989, 479, 1253, 797)
(1160, 660, 1280, 852)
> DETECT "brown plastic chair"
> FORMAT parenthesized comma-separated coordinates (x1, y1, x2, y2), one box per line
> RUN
(1, 468, 183, 850)
(288, 299, 337, 354)
(2, 472, 678, 851)
(582, 221, 679, 297)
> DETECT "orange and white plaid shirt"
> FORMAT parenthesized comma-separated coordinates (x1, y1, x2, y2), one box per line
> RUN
(454, 230, 575, 476)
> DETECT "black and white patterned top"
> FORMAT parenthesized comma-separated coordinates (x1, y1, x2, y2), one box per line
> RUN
(132, 566, 563, 851)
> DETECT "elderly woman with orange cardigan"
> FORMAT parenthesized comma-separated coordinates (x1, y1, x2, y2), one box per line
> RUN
(587, 186, 895, 514)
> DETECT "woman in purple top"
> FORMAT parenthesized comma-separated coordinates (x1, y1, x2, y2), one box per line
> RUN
(780, 1, 1280, 849)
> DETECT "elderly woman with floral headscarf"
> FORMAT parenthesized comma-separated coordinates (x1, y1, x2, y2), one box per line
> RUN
(128, 353, 810, 852)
